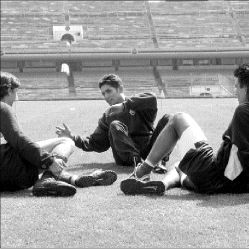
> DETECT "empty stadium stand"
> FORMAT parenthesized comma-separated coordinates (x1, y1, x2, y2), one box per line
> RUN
(1, 1, 249, 51)
(1, 1, 249, 100)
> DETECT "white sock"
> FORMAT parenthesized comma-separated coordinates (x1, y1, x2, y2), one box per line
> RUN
(144, 159, 155, 168)
(70, 175, 79, 186)
(161, 179, 168, 189)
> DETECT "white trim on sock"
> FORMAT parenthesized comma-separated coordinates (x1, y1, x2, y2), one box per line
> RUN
(144, 159, 155, 168)
(70, 175, 79, 186)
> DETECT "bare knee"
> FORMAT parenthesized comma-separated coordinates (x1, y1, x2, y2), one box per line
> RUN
(58, 137, 74, 146)
(172, 112, 189, 125)
(52, 137, 74, 162)
(55, 137, 75, 154)
(37, 137, 74, 152)
(171, 112, 192, 137)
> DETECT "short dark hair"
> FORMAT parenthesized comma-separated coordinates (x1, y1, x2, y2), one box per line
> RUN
(98, 74, 123, 89)
(234, 63, 249, 100)
(0, 72, 20, 100)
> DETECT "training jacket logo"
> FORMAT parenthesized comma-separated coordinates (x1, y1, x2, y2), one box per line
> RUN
(129, 110, 135, 116)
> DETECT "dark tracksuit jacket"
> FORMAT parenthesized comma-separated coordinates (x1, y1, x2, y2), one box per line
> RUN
(0, 102, 54, 191)
(72, 93, 158, 165)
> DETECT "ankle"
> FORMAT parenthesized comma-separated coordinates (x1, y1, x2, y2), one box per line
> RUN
(58, 172, 78, 186)
(161, 181, 168, 190)
(41, 170, 54, 180)
(70, 175, 79, 186)
(144, 159, 155, 168)
(136, 162, 153, 178)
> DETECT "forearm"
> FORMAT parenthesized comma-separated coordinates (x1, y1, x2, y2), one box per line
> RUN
(73, 135, 94, 152)
(73, 134, 110, 152)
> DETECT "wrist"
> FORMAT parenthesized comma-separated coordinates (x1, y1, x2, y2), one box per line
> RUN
(71, 134, 76, 142)
(71, 133, 75, 140)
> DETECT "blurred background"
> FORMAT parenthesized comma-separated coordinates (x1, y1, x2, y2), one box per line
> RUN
(1, 0, 249, 100)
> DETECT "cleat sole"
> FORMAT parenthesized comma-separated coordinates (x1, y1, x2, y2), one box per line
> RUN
(120, 178, 165, 196)
(75, 170, 117, 188)
(32, 185, 76, 197)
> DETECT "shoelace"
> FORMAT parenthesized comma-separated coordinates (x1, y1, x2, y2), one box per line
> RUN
(130, 163, 150, 182)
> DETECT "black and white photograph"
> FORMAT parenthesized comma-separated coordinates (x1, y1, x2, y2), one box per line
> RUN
(1, 0, 249, 248)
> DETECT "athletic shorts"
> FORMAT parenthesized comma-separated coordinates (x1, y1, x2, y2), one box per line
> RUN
(177, 127, 249, 194)
(176, 125, 207, 159)
(176, 126, 225, 193)
(0, 144, 39, 191)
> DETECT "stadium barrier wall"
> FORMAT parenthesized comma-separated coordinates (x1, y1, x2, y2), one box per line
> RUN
(1, 47, 248, 100)
(2, 47, 249, 62)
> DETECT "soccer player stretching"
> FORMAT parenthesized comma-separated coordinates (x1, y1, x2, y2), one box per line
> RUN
(121, 63, 249, 195)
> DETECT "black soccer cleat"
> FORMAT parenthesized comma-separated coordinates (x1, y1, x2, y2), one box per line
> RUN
(75, 170, 117, 188)
(32, 171, 76, 197)
(120, 178, 165, 196)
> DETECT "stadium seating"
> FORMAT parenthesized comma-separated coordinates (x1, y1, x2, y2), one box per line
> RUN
(14, 67, 160, 100)
(1, 1, 249, 51)
(1, 1, 247, 100)
(149, 1, 248, 48)
(10, 66, 235, 100)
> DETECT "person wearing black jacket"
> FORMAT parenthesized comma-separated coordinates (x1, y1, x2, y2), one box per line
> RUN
(121, 63, 249, 195)
(56, 74, 170, 167)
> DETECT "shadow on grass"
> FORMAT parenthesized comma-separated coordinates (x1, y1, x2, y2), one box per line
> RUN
(197, 193, 249, 208)
(1, 189, 33, 198)
(160, 190, 249, 207)
(1, 163, 133, 198)
(67, 162, 134, 174)
(1, 189, 77, 198)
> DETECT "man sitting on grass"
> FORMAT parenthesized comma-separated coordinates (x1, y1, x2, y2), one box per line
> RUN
(120, 63, 249, 195)
(56, 73, 170, 172)
(0, 71, 117, 197)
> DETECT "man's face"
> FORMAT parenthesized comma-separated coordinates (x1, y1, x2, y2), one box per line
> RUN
(7, 88, 19, 106)
(100, 84, 123, 106)
(235, 79, 247, 104)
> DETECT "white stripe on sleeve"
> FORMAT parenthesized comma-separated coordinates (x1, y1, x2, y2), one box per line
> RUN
(224, 144, 243, 181)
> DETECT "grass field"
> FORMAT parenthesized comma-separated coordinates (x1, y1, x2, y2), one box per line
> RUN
(1, 98, 249, 248)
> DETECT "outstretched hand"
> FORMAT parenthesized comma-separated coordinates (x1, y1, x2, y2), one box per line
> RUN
(56, 123, 73, 139)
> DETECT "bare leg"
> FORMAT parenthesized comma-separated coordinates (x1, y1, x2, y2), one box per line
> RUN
(36, 137, 76, 183)
(36, 137, 74, 162)
(161, 167, 181, 190)
(136, 112, 197, 177)
(147, 112, 197, 165)
(121, 113, 206, 195)
(159, 161, 196, 190)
